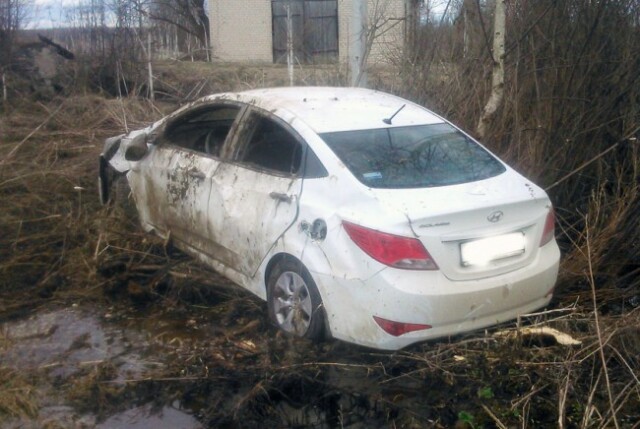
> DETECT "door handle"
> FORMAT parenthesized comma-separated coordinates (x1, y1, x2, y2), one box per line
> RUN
(269, 192, 292, 203)
(188, 170, 206, 180)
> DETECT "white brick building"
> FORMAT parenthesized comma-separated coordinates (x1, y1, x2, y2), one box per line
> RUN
(208, 0, 413, 64)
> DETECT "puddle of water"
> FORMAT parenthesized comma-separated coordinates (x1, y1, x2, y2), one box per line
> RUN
(0, 405, 97, 429)
(0, 306, 157, 379)
(96, 404, 202, 429)
(0, 305, 205, 428)
(0, 303, 397, 428)
(0, 404, 202, 429)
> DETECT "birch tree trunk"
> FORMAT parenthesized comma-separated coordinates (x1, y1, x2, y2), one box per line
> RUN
(476, 0, 506, 138)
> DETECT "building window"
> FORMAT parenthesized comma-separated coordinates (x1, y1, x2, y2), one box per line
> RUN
(272, 0, 338, 64)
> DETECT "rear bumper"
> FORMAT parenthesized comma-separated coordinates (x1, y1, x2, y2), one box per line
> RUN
(313, 242, 560, 350)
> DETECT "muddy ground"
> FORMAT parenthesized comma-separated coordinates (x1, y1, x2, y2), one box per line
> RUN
(0, 63, 639, 428)
(5, 283, 638, 429)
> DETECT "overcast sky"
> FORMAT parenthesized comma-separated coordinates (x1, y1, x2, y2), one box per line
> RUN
(27, 0, 72, 29)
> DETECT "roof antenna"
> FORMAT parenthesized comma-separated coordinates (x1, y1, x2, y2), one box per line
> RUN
(383, 104, 406, 125)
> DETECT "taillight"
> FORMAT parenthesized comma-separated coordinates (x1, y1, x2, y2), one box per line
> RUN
(373, 316, 432, 336)
(342, 221, 438, 270)
(540, 209, 555, 247)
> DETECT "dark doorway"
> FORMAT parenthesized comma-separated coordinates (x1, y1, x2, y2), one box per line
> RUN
(272, 0, 338, 64)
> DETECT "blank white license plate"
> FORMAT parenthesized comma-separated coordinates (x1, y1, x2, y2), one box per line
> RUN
(460, 232, 525, 266)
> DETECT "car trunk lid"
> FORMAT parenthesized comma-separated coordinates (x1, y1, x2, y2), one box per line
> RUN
(366, 171, 552, 281)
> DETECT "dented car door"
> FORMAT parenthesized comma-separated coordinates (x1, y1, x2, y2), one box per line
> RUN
(130, 103, 244, 251)
(207, 110, 304, 279)
(163, 151, 220, 249)
(128, 140, 175, 234)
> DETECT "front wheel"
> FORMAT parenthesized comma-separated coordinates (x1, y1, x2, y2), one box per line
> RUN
(267, 259, 325, 340)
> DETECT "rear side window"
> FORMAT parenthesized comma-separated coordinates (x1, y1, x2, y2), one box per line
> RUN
(235, 113, 303, 176)
(320, 123, 505, 188)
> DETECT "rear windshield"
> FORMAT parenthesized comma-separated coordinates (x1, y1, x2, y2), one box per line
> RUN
(320, 123, 506, 188)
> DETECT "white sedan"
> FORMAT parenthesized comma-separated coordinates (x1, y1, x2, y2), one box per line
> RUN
(99, 87, 560, 350)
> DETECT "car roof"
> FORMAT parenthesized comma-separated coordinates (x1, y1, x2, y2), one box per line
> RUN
(202, 87, 444, 134)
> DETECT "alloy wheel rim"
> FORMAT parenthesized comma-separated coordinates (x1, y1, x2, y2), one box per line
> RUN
(272, 271, 312, 336)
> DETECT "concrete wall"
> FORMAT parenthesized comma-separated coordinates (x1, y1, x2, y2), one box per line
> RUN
(337, 0, 406, 64)
(209, 0, 274, 62)
(209, 0, 406, 64)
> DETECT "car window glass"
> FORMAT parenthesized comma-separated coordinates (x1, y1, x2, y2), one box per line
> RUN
(320, 123, 506, 188)
(302, 147, 329, 179)
(236, 113, 303, 176)
(162, 105, 241, 157)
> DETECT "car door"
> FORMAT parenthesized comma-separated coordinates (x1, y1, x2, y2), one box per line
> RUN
(207, 109, 304, 279)
(129, 103, 245, 251)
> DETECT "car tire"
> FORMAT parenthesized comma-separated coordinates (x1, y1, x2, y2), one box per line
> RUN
(267, 259, 325, 340)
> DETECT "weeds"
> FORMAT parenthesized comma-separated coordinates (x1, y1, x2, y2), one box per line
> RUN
(0, 367, 39, 419)
(399, 1, 640, 318)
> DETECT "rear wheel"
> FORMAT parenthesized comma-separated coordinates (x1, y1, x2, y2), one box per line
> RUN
(267, 259, 324, 340)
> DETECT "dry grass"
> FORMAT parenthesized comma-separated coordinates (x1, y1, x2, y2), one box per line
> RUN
(399, 1, 640, 314)
(0, 367, 39, 419)
(0, 95, 164, 316)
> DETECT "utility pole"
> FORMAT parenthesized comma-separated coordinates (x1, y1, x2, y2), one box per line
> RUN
(350, 0, 367, 87)
(286, 1, 294, 86)
(147, 32, 154, 101)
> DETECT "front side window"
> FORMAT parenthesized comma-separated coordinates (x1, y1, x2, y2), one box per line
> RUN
(320, 123, 506, 188)
(162, 105, 242, 157)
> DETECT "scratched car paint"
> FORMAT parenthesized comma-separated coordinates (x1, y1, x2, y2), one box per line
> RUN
(99, 87, 560, 350)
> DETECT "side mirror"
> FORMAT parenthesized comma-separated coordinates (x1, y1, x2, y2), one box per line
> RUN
(124, 133, 149, 161)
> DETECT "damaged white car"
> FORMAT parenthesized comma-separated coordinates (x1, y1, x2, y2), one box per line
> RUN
(99, 87, 560, 350)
